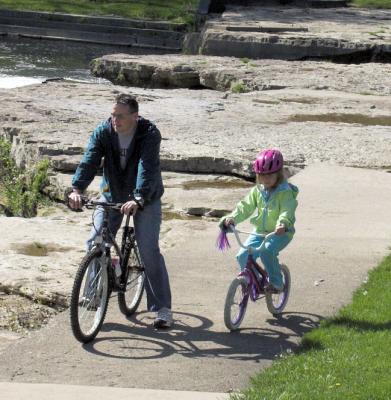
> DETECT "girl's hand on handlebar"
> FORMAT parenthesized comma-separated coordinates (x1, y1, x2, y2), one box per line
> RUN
(121, 200, 138, 216)
(275, 224, 286, 236)
(224, 218, 235, 228)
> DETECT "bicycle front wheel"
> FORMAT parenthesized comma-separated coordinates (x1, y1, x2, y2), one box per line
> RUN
(265, 263, 291, 316)
(224, 276, 249, 331)
(70, 249, 110, 343)
(118, 245, 145, 316)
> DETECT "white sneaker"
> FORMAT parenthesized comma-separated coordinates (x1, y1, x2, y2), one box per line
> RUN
(153, 307, 173, 329)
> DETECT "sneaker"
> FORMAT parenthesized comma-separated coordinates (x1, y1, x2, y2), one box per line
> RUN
(153, 307, 173, 329)
(266, 283, 283, 294)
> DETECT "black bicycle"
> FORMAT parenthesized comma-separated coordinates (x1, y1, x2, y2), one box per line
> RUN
(69, 200, 145, 343)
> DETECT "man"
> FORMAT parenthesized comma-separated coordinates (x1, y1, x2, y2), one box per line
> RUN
(69, 93, 172, 328)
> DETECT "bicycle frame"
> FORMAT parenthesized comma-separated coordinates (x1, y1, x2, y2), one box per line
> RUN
(223, 226, 291, 331)
(229, 226, 275, 301)
(239, 255, 268, 302)
(87, 201, 136, 291)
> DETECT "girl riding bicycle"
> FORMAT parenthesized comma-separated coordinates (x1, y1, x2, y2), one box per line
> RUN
(219, 149, 299, 291)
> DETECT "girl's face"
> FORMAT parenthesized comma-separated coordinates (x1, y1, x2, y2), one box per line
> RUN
(257, 172, 278, 189)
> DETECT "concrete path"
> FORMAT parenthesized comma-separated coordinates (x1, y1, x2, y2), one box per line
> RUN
(1, 164, 391, 396)
(0, 382, 228, 400)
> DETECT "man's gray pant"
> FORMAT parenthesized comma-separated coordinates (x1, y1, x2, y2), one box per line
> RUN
(87, 196, 171, 312)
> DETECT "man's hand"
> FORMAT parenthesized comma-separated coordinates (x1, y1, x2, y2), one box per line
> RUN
(121, 200, 139, 216)
(68, 189, 83, 210)
(275, 224, 286, 235)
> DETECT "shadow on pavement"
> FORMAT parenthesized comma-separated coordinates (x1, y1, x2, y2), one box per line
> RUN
(82, 311, 323, 362)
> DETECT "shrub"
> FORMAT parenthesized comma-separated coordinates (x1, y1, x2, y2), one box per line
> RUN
(231, 81, 249, 93)
(0, 138, 50, 217)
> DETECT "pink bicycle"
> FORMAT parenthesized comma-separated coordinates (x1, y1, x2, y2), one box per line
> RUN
(220, 226, 291, 331)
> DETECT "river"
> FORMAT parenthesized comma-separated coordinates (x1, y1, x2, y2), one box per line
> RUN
(0, 35, 162, 88)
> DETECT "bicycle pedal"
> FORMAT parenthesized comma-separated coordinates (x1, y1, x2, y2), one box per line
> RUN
(266, 285, 283, 294)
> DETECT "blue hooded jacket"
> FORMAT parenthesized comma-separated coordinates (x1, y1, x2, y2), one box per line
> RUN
(72, 116, 164, 204)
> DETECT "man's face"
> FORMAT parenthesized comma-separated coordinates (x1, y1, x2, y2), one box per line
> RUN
(111, 103, 138, 135)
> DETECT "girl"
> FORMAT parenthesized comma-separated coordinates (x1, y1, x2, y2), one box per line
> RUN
(220, 149, 298, 291)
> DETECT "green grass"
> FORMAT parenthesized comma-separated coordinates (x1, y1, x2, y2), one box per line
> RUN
(0, 0, 199, 23)
(231, 81, 249, 94)
(0, 137, 51, 217)
(234, 254, 391, 400)
(349, 0, 391, 8)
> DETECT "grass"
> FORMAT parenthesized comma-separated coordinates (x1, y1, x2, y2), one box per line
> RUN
(0, 0, 199, 24)
(231, 81, 249, 94)
(0, 137, 51, 217)
(234, 254, 391, 400)
(349, 0, 391, 8)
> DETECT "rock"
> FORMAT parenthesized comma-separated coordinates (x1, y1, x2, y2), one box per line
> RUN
(0, 75, 390, 180)
(90, 55, 201, 89)
(198, 7, 391, 61)
(0, 170, 251, 326)
(90, 54, 391, 96)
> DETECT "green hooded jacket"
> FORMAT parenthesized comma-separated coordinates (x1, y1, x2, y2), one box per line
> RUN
(220, 181, 299, 236)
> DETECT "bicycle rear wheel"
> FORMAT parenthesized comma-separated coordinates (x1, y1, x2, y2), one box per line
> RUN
(118, 245, 145, 316)
(224, 276, 249, 331)
(265, 263, 291, 316)
(70, 249, 110, 343)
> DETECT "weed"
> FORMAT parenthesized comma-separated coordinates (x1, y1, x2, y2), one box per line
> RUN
(0, 137, 50, 217)
(231, 82, 249, 94)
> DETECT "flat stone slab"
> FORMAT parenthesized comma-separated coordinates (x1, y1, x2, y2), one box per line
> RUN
(0, 171, 251, 311)
(91, 53, 391, 94)
(199, 6, 391, 60)
(1, 71, 390, 182)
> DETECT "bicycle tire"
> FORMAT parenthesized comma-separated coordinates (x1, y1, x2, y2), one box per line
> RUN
(224, 276, 249, 331)
(118, 245, 145, 316)
(265, 263, 291, 316)
(70, 249, 110, 343)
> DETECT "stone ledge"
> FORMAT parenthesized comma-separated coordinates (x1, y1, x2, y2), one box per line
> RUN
(0, 8, 186, 51)
(0, 8, 187, 31)
(90, 54, 391, 95)
(196, 6, 391, 61)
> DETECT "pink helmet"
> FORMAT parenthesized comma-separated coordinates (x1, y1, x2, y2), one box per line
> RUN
(253, 149, 284, 174)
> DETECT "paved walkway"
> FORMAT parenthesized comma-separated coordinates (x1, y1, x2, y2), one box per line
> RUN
(1, 164, 391, 396)
(0, 382, 229, 400)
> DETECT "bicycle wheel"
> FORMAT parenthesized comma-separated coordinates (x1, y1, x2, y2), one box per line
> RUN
(70, 249, 110, 343)
(118, 245, 145, 316)
(265, 263, 291, 316)
(224, 276, 249, 331)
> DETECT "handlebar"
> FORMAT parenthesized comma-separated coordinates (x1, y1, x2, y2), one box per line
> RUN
(65, 190, 131, 213)
(227, 225, 275, 253)
(84, 199, 123, 211)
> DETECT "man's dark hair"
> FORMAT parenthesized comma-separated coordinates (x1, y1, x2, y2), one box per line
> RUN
(115, 93, 139, 113)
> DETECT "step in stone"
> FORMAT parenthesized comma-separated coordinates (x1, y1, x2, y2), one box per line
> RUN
(0, 8, 187, 31)
(226, 26, 309, 33)
(0, 25, 182, 51)
(0, 7, 186, 50)
(224, 0, 347, 7)
(0, 16, 185, 41)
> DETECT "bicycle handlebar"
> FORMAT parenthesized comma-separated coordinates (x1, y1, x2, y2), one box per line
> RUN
(227, 225, 275, 253)
(66, 192, 125, 212)
(84, 199, 123, 211)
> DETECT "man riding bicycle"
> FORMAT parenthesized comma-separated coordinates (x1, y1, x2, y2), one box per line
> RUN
(68, 93, 172, 329)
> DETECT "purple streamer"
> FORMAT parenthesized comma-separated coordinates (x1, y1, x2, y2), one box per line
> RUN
(216, 229, 231, 251)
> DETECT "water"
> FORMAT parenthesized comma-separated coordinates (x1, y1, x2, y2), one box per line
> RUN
(0, 35, 162, 88)
(288, 113, 391, 126)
